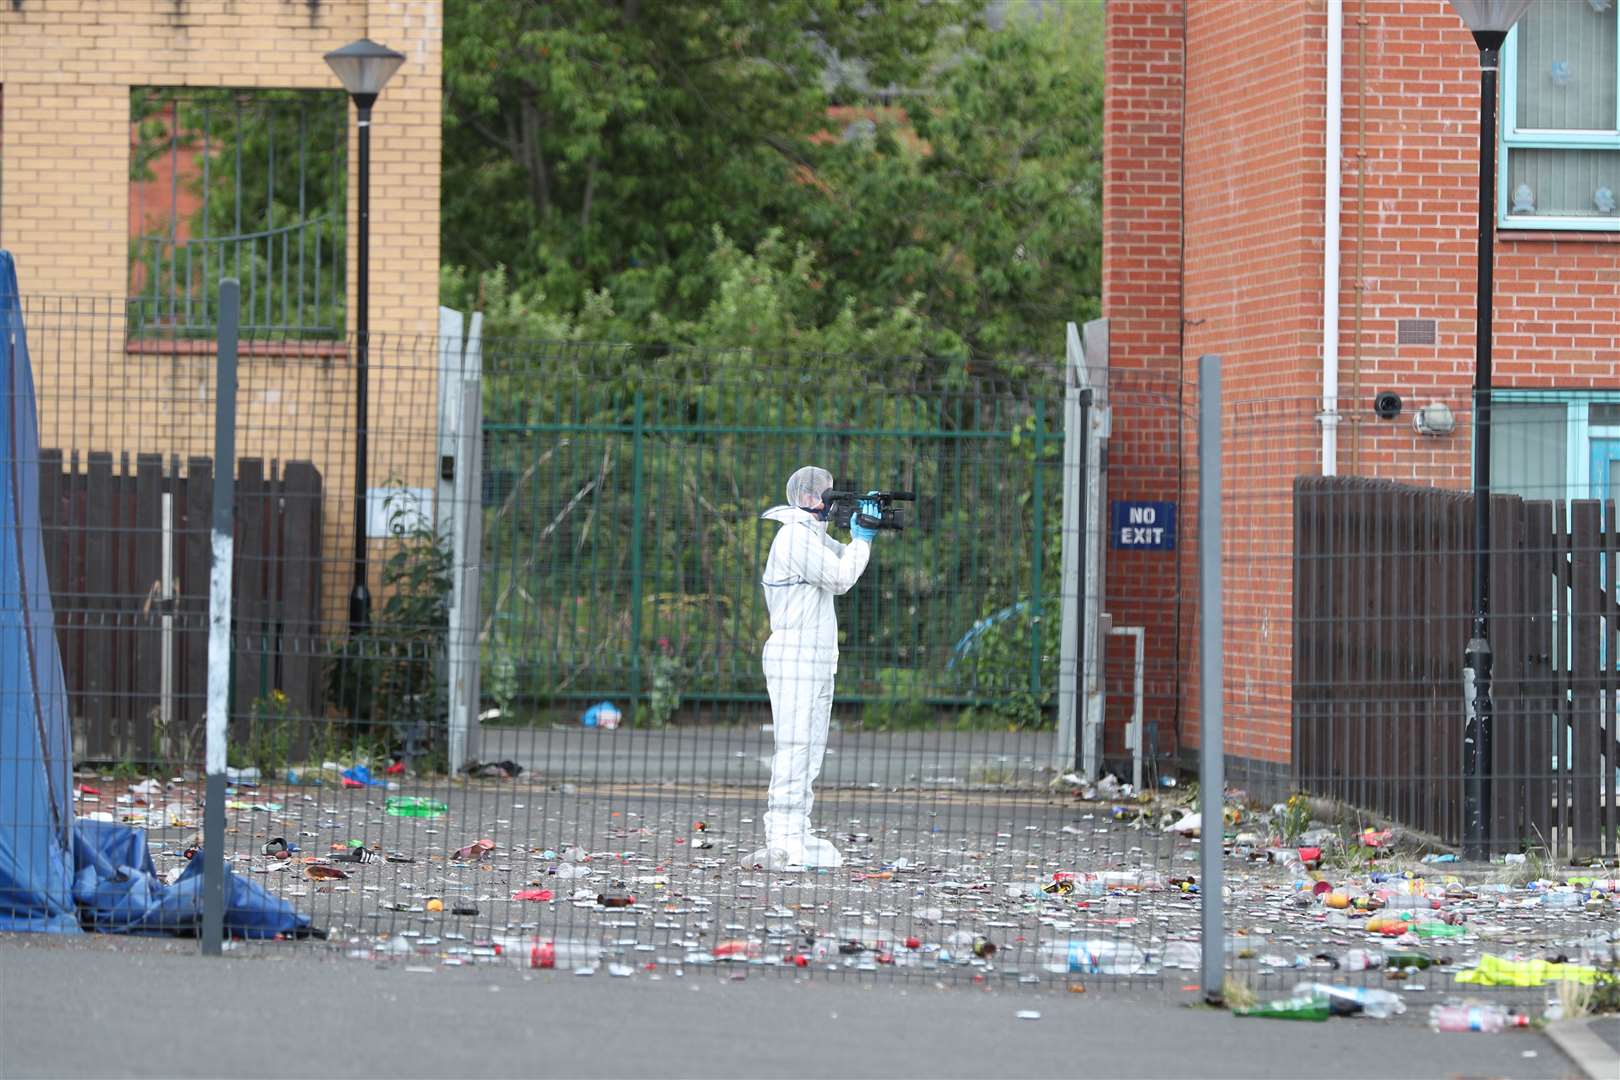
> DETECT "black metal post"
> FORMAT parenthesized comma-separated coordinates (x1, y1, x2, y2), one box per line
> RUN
(349, 95, 375, 633)
(1464, 33, 1504, 860)
(1074, 387, 1093, 774)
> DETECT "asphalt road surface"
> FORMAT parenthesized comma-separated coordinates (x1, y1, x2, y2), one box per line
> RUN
(0, 936, 1577, 1080)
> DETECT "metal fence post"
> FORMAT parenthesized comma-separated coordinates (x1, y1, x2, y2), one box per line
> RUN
(628, 391, 646, 721)
(1198, 353, 1224, 1004)
(202, 279, 239, 955)
(1030, 398, 1046, 698)
(446, 311, 484, 770)
(1073, 388, 1092, 773)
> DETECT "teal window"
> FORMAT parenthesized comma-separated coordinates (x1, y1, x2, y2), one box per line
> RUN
(1500, 1, 1620, 231)
(1492, 392, 1620, 501)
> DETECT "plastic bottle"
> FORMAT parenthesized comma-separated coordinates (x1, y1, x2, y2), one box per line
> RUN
(1428, 1004, 1529, 1033)
(529, 939, 603, 970)
(1385, 952, 1437, 970)
(384, 796, 448, 818)
(1161, 940, 1201, 969)
(1038, 939, 1149, 975)
(1293, 983, 1406, 1019)
(1341, 948, 1384, 972)
(1235, 994, 1331, 1021)
(1413, 921, 1466, 940)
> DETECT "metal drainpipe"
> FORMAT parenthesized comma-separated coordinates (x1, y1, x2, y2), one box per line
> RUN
(1322, 0, 1344, 477)
(1350, 0, 1369, 475)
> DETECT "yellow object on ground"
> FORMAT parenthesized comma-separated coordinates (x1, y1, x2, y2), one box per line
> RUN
(1454, 954, 1598, 987)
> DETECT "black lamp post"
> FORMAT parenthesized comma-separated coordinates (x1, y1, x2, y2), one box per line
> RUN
(325, 38, 405, 633)
(1446, 0, 1532, 859)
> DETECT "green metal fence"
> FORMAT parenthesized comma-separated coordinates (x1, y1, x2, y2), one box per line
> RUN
(478, 342, 1066, 727)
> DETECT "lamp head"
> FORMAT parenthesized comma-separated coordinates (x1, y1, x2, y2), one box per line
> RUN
(324, 38, 405, 107)
(1447, 0, 1534, 53)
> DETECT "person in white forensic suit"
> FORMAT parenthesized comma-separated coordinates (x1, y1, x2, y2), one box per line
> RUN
(747, 465, 879, 870)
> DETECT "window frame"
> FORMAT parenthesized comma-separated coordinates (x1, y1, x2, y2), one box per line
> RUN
(1490, 390, 1620, 500)
(1498, 17, 1620, 232)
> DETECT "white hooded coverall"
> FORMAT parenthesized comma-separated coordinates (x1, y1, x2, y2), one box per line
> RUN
(755, 504, 870, 868)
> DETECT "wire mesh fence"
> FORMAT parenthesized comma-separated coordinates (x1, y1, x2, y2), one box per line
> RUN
(1, 287, 1194, 988)
(1220, 390, 1620, 1024)
(4, 279, 1615, 1017)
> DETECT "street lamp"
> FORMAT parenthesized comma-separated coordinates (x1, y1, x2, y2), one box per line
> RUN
(1446, 0, 1532, 859)
(325, 38, 405, 633)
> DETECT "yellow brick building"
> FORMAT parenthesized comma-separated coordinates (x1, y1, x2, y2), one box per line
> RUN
(1, 0, 445, 630)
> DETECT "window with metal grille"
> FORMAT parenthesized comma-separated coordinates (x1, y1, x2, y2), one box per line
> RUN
(127, 88, 348, 339)
(1500, 1, 1620, 231)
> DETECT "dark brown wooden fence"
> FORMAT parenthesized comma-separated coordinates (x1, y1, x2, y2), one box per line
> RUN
(38, 451, 324, 763)
(1294, 476, 1619, 859)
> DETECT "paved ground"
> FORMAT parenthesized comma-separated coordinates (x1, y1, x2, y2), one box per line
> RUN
(475, 725, 1065, 788)
(0, 936, 1580, 1080)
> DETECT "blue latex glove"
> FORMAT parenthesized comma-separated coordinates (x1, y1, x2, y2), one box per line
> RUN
(850, 499, 881, 542)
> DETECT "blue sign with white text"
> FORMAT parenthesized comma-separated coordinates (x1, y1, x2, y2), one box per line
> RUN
(1110, 500, 1176, 550)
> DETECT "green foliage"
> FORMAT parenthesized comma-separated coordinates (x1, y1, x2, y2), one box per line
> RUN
(486, 649, 520, 719)
(236, 690, 296, 774)
(326, 493, 453, 746)
(443, 0, 972, 304)
(644, 637, 685, 728)
(441, 0, 1102, 365)
(1278, 793, 1313, 844)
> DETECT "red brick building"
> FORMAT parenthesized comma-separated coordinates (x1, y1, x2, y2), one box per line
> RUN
(1102, 0, 1619, 792)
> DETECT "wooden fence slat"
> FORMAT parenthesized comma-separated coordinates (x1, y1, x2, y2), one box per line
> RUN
(110, 451, 132, 760)
(280, 460, 322, 723)
(233, 458, 267, 741)
(1570, 501, 1600, 858)
(1603, 499, 1617, 859)
(1371, 485, 1392, 821)
(1489, 493, 1522, 851)
(1553, 500, 1571, 858)
(1522, 501, 1556, 853)
(1290, 477, 1306, 788)
(182, 456, 213, 758)
(131, 454, 164, 763)
(37, 449, 74, 754)
(83, 452, 113, 759)
(1395, 486, 1419, 830)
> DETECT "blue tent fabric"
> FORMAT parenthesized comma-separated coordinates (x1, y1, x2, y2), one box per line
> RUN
(0, 250, 77, 933)
(0, 250, 311, 940)
(71, 819, 310, 938)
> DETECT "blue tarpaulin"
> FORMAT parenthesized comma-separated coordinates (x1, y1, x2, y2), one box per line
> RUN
(0, 251, 311, 939)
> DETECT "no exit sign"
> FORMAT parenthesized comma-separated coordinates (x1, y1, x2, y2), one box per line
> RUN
(1110, 500, 1176, 551)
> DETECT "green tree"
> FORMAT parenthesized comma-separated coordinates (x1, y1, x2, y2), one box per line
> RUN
(442, 1, 1102, 368)
(805, 4, 1104, 360)
(442, 0, 974, 312)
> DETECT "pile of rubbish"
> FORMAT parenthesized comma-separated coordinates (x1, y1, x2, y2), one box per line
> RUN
(45, 765, 1619, 1022)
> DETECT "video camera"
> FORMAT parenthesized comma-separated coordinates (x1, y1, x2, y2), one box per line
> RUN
(821, 486, 916, 532)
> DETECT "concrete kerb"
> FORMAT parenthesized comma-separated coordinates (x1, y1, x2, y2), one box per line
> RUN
(1543, 1018, 1620, 1080)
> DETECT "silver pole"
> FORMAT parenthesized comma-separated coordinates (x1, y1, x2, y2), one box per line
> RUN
(202, 279, 239, 954)
(1198, 354, 1225, 1004)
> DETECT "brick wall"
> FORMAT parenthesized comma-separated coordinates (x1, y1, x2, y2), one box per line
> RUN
(1339, 0, 1619, 491)
(0, 0, 444, 630)
(1177, 0, 1328, 767)
(1100, 0, 1187, 766)
(1104, 0, 1620, 777)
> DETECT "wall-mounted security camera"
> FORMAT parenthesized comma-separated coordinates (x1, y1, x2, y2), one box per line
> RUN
(1414, 401, 1456, 437)
(1373, 391, 1403, 420)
